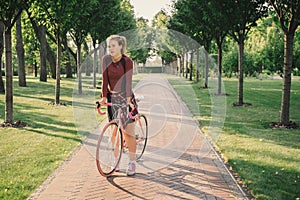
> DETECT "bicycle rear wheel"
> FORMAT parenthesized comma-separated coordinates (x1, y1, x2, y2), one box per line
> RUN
(96, 121, 123, 177)
(135, 114, 148, 160)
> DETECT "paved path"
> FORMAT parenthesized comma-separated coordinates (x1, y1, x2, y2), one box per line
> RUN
(28, 74, 249, 200)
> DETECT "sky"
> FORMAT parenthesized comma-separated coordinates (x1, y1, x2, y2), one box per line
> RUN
(130, 0, 173, 22)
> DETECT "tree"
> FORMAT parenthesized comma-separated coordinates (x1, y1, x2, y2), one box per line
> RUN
(25, 3, 50, 82)
(168, 0, 192, 78)
(208, 0, 232, 94)
(16, 13, 26, 87)
(167, 10, 188, 77)
(0, 21, 5, 93)
(269, 0, 300, 125)
(89, 0, 124, 88)
(0, 0, 27, 123)
(169, 0, 213, 86)
(152, 10, 169, 28)
(129, 18, 152, 66)
(151, 11, 178, 68)
(117, 0, 136, 32)
(68, 0, 93, 95)
(61, 33, 73, 78)
(37, 0, 72, 104)
(226, 0, 268, 105)
(22, 12, 39, 77)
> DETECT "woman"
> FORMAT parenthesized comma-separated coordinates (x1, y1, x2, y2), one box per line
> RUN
(100, 35, 136, 176)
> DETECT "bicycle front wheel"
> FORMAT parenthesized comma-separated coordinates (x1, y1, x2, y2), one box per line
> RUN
(135, 114, 148, 160)
(96, 121, 123, 177)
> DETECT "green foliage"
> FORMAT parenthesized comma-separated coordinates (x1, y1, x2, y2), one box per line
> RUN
(169, 0, 213, 50)
(0, 0, 27, 28)
(246, 15, 284, 75)
(151, 10, 169, 28)
(22, 11, 39, 69)
(221, 13, 300, 77)
(159, 50, 177, 65)
(129, 19, 152, 64)
(89, 0, 136, 46)
(226, 0, 269, 43)
(270, 0, 300, 33)
(67, 0, 93, 46)
(293, 30, 300, 74)
(223, 46, 238, 77)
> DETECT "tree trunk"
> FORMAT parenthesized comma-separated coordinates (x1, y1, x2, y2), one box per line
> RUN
(62, 33, 72, 78)
(55, 26, 61, 104)
(0, 21, 5, 93)
(182, 54, 185, 77)
(65, 52, 72, 78)
(4, 26, 13, 123)
(204, 50, 209, 88)
(196, 48, 200, 83)
(26, 11, 47, 81)
(26, 12, 55, 80)
(189, 51, 193, 81)
(93, 45, 97, 88)
(39, 25, 47, 82)
(237, 38, 244, 105)
(179, 56, 182, 77)
(16, 14, 26, 87)
(34, 61, 37, 77)
(47, 42, 56, 79)
(217, 42, 223, 94)
(77, 43, 82, 95)
(185, 52, 188, 79)
(280, 32, 294, 125)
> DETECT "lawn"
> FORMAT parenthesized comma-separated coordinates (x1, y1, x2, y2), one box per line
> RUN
(0, 76, 92, 200)
(167, 75, 300, 200)
(0, 73, 143, 200)
(1, 74, 299, 199)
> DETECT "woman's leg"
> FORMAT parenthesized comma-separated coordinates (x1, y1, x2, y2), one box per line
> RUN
(123, 122, 136, 161)
(111, 125, 120, 158)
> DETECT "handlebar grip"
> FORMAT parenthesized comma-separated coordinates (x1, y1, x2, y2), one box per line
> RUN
(128, 111, 138, 120)
(96, 102, 112, 115)
(96, 102, 136, 119)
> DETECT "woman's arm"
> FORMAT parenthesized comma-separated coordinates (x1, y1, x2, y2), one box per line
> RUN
(101, 56, 109, 98)
(125, 57, 133, 99)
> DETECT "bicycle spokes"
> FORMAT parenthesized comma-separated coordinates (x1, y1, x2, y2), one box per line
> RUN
(135, 115, 148, 160)
(96, 122, 123, 177)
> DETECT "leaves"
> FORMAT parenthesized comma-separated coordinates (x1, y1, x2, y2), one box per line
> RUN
(270, 0, 300, 33)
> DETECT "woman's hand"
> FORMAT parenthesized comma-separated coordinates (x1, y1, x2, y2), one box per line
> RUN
(126, 97, 135, 110)
(128, 103, 135, 110)
(100, 97, 107, 106)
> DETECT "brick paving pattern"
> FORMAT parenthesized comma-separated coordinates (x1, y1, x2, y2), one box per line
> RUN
(28, 74, 249, 200)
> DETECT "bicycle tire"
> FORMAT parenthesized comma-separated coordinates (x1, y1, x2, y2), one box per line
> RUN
(135, 114, 148, 160)
(96, 121, 123, 177)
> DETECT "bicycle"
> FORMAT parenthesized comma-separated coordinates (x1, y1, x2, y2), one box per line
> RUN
(95, 97, 148, 177)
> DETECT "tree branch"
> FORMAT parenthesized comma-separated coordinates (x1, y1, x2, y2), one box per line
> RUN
(270, 0, 288, 33)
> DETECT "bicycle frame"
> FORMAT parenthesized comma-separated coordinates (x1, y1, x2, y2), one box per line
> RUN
(95, 99, 148, 176)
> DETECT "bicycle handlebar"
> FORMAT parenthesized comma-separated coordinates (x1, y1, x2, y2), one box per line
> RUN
(95, 101, 137, 119)
(95, 101, 112, 115)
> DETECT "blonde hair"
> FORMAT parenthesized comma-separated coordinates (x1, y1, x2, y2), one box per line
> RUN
(107, 35, 127, 55)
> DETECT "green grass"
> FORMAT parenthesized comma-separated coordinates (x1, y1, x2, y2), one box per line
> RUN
(0, 76, 89, 199)
(166, 75, 300, 200)
(0, 73, 143, 200)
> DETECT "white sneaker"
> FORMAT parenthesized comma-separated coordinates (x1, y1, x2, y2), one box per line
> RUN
(126, 161, 136, 176)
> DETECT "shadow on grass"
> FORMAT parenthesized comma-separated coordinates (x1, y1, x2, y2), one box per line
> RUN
(229, 158, 300, 200)
(11, 103, 81, 143)
(224, 119, 300, 149)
